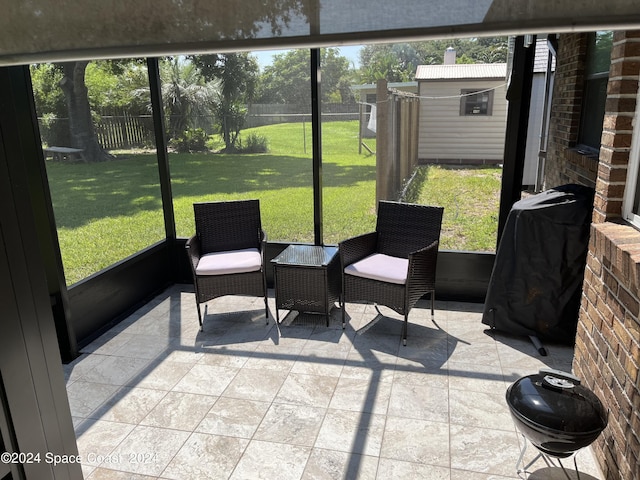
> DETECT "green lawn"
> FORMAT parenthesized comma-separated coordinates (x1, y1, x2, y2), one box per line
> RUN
(45, 120, 500, 285)
(407, 164, 502, 251)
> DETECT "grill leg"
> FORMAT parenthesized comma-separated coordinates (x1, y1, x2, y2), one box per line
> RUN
(516, 435, 581, 480)
(516, 434, 543, 479)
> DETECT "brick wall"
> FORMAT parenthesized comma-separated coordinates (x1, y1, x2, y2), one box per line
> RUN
(572, 30, 640, 480)
(544, 33, 598, 189)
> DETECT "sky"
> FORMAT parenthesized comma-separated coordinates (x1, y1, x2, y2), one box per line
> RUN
(253, 45, 362, 70)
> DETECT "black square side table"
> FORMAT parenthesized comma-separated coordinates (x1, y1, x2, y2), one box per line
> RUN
(271, 245, 342, 327)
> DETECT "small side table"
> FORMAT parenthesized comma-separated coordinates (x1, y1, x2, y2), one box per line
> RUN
(271, 245, 342, 327)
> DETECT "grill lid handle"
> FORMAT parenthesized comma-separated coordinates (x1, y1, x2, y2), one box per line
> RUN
(539, 368, 581, 390)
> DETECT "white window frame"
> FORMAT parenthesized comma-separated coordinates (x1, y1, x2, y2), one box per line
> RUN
(622, 80, 640, 228)
(460, 89, 494, 116)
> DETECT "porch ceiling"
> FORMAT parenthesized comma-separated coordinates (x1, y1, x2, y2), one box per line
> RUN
(1, 0, 640, 65)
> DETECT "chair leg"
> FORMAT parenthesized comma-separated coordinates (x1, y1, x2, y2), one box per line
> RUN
(264, 296, 269, 324)
(196, 302, 203, 332)
(402, 312, 408, 346)
(431, 290, 435, 322)
(341, 295, 346, 329)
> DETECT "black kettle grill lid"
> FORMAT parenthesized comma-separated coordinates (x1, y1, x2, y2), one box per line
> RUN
(506, 369, 608, 434)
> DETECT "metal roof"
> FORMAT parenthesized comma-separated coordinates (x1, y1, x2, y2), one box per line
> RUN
(416, 63, 507, 80)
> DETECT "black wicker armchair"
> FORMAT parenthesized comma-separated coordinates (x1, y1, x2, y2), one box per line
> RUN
(339, 201, 444, 345)
(186, 200, 268, 331)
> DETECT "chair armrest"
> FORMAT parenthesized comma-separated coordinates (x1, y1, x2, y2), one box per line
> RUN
(339, 231, 378, 268)
(185, 235, 201, 273)
(407, 240, 439, 290)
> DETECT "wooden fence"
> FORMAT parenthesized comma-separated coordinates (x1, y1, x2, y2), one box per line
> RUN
(375, 79, 420, 204)
(94, 113, 155, 150)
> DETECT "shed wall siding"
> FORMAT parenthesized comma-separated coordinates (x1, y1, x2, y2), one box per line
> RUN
(418, 80, 508, 162)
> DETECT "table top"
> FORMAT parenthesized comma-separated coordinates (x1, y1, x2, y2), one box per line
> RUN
(271, 245, 338, 267)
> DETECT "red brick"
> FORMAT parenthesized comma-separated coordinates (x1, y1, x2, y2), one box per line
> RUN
(601, 129, 633, 148)
(618, 286, 640, 317)
(602, 111, 638, 130)
(607, 80, 640, 97)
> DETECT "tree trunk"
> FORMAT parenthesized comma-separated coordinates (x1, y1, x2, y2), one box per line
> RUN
(59, 61, 112, 162)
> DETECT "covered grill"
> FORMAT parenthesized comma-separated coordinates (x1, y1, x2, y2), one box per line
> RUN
(482, 184, 594, 346)
(506, 369, 607, 478)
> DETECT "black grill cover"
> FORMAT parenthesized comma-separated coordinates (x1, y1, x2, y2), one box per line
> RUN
(482, 184, 594, 344)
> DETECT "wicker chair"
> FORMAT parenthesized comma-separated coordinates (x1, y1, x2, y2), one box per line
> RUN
(186, 200, 268, 331)
(339, 201, 444, 345)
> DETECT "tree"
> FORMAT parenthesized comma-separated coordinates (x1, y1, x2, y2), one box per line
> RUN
(257, 47, 353, 105)
(358, 37, 509, 83)
(30, 63, 69, 147)
(48, 0, 312, 161)
(59, 61, 113, 162)
(159, 58, 218, 142)
(191, 53, 259, 151)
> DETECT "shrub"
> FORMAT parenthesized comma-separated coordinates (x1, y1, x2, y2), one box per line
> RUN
(238, 133, 269, 153)
(170, 128, 208, 153)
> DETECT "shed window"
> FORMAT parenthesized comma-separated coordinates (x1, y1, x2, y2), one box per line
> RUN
(460, 89, 494, 116)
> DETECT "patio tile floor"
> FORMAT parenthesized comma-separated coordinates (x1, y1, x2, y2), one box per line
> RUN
(65, 284, 604, 480)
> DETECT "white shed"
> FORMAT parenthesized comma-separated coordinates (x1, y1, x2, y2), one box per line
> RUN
(416, 63, 508, 164)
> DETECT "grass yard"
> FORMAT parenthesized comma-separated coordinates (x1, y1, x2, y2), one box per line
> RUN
(406, 164, 502, 251)
(45, 120, 500, 285)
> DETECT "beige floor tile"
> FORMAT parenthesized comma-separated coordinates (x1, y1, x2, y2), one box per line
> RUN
(329, 376, 392, 415)
(275, 373, 339, 407)
(449, 469, 513, 479)
(447, 361, 506, 393)
(387, 382, 449, 423)
(315, 409, 386, 456)
(448, 389, 515, 431)
(66, 381, 120, 418)
(196, 396, 270, 438)
(230, 440, 312, 480)
(161, 433, 248, 480)
(75, 420, 135, 467)
(302, 449, 378, 480)
(80, 331, 137, 355)
(393, 367, 448, 389)
(254, 403, 326, 446)
(377, 458, 450, 479)
(447, 341, 501, 368)
(449, 424, 521, 477)
(110, 334, 172, 359)
(64, 353, 111, 383)
(380, 416, 449, 467)
(92, 386, 166, 424)
(291, 356, 346, 378)
(107, 425, 190, 476)
(78, 355, 152, 386)
(86, 467, 158, 479)
(130, 359, 192, 390)
(171, 364, 238, 396)
(140, 391, 217, 431)
(222, 367, 288, 402)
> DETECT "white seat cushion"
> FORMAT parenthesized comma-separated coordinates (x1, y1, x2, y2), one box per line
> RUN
(344, 253, 408, 285)
(196, 248, 262, 276)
